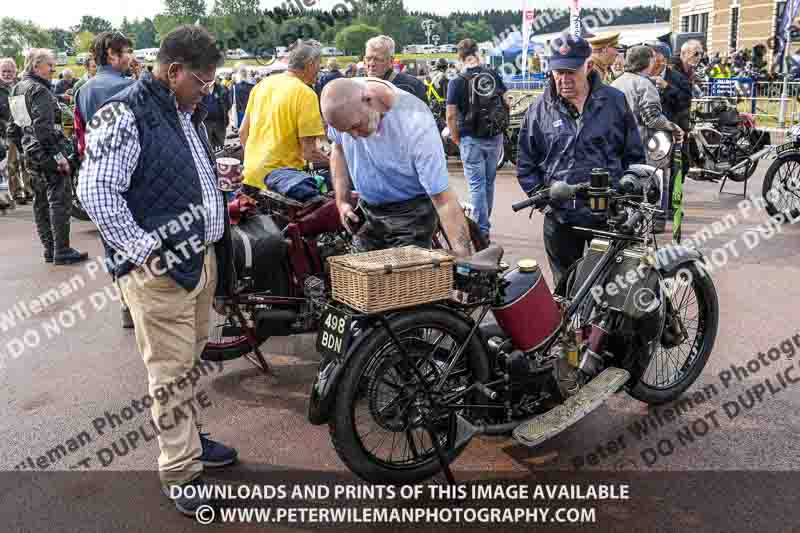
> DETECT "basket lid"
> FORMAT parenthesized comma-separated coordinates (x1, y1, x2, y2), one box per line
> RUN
(329, 245, 454, 273)
(517, 259, 539, 272)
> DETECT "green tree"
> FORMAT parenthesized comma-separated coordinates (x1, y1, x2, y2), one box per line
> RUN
(74, 31, 96, 54)
(163, 0, 207, 21)
(210, 0, 259, 17)
(278, 17, 322, 48)
(131, 18, 158, 49)
(75, 15, 113, 34)
(0, 18, 53, 63)
(335, 24, 381, 55)
(48, 28, 74, 52)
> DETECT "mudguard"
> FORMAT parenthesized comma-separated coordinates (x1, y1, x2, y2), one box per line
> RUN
(307, 305, 492, 425)
(653, 244, 706, 276)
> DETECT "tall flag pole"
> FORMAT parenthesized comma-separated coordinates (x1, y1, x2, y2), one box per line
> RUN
(521, 0, 535, 77)
(570, 0, 581, 37)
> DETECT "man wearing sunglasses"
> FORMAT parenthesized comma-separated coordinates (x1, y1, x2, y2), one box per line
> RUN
(78, 26, 238, 518)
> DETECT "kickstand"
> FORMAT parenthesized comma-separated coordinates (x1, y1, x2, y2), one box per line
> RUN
(425, 416, 456, 485)
(718, 174, 749, 197)
(231, 303, 274, 376)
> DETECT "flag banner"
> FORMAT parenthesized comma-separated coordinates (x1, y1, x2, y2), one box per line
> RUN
(521, 2, 535, 76)
(774, 0, 800, 71)
(570, 0, 581, 37)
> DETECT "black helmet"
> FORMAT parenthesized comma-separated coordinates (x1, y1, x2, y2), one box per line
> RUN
(435, 58, 448, 70)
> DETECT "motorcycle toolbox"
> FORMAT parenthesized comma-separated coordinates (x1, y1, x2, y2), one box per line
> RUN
(230, 214, 290, 295)
(570, 241, 662, 324)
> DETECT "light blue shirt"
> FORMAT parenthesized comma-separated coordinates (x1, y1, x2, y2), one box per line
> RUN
(329, 82, 449, 205)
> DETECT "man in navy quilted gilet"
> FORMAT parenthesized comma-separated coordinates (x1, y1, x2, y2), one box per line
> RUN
(78, 25, 240, 518)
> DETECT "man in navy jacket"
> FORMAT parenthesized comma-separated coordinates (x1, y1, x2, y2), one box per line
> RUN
(517, 32, 645, 284)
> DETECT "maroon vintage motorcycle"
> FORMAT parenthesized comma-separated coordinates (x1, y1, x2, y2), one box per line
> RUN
(202, 161, 486, 373)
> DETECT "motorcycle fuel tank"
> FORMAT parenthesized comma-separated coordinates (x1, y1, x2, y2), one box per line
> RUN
(492, 260, 562, 352)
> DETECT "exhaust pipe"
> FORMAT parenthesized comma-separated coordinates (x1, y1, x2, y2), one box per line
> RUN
(729, 145, 775, 172)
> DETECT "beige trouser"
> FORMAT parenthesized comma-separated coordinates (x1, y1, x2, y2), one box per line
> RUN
(7, 143, 32, 199)
(120, 246, 217, 487)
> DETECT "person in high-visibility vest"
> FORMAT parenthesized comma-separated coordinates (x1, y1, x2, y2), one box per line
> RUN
(709, 56, 732, 78)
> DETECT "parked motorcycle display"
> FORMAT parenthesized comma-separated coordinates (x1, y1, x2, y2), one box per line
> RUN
(203, 142, 488, 369)
(688, 96, 772, 188)
(309, 167, 719, 484)
(761, 123, 800, 219)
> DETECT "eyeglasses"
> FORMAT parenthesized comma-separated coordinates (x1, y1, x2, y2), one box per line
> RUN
(191, 71, 215, 93)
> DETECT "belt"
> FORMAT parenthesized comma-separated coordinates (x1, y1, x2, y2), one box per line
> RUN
(361, 194, 431, 213)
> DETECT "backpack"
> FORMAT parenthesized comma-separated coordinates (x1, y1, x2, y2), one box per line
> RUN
(460, 67, 509, 138)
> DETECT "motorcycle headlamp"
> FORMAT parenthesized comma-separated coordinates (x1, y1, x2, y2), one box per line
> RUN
(646, 131, 673, 162)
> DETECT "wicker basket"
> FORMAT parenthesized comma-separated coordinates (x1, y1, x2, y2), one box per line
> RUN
(328, 246, 454, 313)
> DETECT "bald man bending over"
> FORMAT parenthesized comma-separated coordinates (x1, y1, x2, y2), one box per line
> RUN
(321, 77, 472, 257)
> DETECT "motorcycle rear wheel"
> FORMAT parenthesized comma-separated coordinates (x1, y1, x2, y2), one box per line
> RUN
(762, 154, 800, 219)
(628, 263, 719, 405)
(329, 309, 483, 484)
(202, 305, 270, 363)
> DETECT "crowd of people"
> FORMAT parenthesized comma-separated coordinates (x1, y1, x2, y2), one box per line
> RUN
(0, 22, 715, 517)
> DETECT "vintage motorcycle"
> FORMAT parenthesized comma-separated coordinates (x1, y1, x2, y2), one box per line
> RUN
(688, 96, 772, 188)
(309, 167, 719, 484)
(203, 143, 487, 370)
(761, 123, 800, 219)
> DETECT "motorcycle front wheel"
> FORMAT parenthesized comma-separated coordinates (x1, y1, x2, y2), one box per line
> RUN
(329, 309, 484, 484)
(628, 263, 719, 405)
(762, 153, 800, 219)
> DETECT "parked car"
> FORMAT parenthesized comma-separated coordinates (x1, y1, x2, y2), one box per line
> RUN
(321, 46, 344, 56)
(75, 53, 90, 65)
(55, 52, 68, 66)
(437, 44, 457, 54)
(418, 44, 437, 54)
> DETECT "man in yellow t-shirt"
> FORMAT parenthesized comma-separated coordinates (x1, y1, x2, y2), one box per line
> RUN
(240, 40, 330, 198)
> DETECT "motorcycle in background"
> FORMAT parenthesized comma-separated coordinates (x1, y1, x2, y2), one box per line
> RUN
(687, 96, 772, 192)
(203, 142, 488, 371)
(761, 123, 800, 219)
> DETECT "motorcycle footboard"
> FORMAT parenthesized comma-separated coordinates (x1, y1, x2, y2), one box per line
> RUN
(512, 367, 630, 448)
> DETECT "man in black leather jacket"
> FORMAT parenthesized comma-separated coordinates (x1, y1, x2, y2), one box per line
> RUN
(7, 49, 88, 264)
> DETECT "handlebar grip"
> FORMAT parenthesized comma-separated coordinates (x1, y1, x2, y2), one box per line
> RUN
(620, 210, 645, 235)
(512, 192, 545, 212)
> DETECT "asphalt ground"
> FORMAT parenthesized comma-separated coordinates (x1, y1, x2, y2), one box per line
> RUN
(2, 160, 800, 531)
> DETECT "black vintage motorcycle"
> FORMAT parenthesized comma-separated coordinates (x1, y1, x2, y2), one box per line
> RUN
(761, 123, 800, 219)
(688, 96, 772, 191)
(309, 167, 719, 484)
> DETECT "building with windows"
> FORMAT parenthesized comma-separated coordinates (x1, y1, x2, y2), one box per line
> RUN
(671, 0, 798, 60)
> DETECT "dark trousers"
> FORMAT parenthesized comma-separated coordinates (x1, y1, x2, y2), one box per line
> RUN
(543, 214, 594, 286)
(30, 165, 71, 257)
(205, 120, 227, 151)
(355, 196, 438, 252)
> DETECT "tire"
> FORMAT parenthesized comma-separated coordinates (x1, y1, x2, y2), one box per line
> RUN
(628, 263, 719, 405)
(201, 305, 270, 362)
(762, 154, 800, 219)
(328, 309, 486, 484)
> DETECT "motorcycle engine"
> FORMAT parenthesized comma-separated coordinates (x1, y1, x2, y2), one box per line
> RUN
(317, 232, 352, 266)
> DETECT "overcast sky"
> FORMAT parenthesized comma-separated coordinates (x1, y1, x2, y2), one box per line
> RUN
(6, 0, 667, 29)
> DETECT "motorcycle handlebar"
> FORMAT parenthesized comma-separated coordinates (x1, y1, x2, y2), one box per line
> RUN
(512, 191, 548, 212)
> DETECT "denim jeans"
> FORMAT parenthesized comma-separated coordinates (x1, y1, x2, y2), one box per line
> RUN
(459, 134, 503, 238)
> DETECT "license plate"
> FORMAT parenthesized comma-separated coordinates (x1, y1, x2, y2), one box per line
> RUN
(316, 307, 353, 358)
(776, 142, 796, 156)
